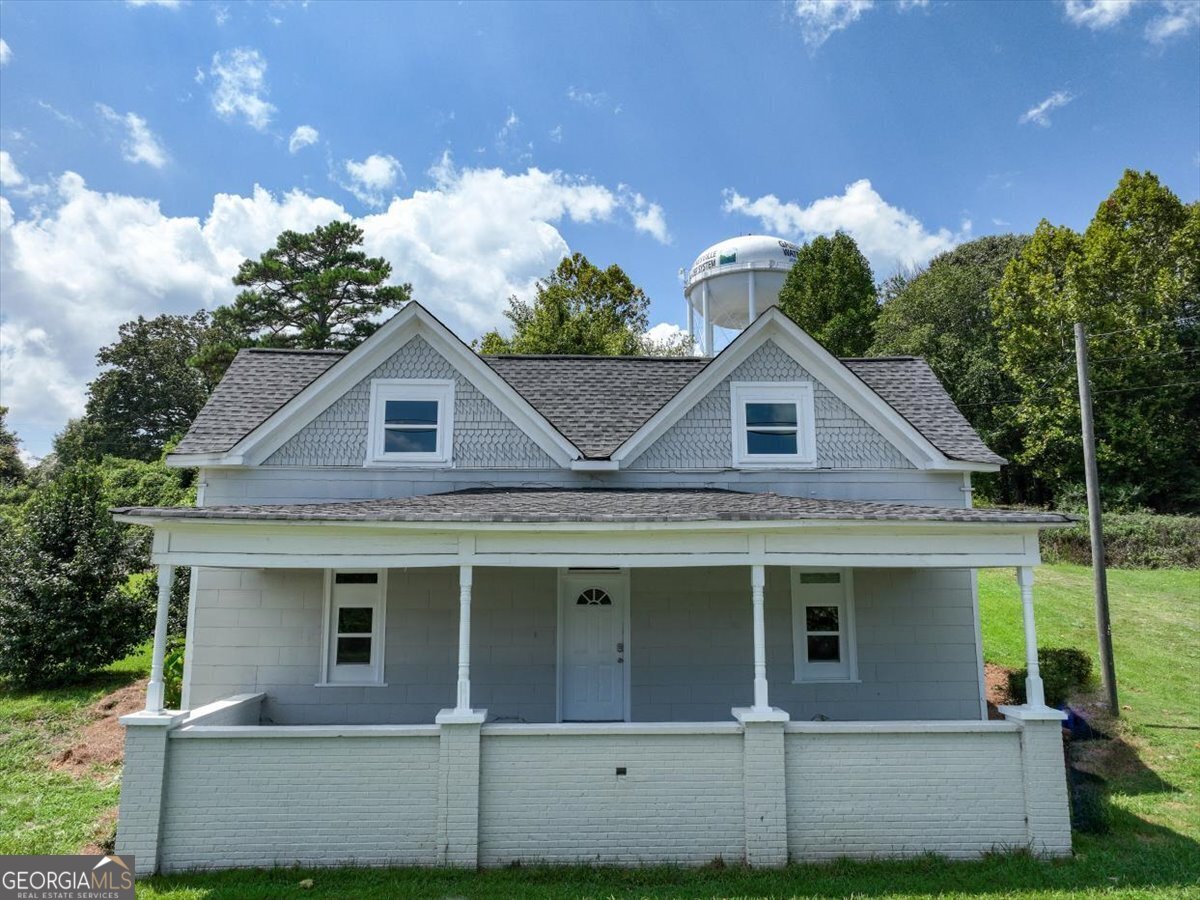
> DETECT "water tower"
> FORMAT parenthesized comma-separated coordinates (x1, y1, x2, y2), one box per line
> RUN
(684, 235, 800, 356)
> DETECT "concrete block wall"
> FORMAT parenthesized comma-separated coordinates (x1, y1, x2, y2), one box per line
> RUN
(784, 728, 1028, 859)
(158, 734, 441, 871)
(477, 730, 746, 865)
(1016, 718, 1074, 855)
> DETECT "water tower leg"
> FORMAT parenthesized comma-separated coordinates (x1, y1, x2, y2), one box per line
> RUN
(702, 283, 714, 357)
(748, 272, 757, 323)
(687, 298, 694, 350)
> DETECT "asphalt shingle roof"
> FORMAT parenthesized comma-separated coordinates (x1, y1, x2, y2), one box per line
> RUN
(170, 347, 1003, 465)
(115, 488, 1072, 525)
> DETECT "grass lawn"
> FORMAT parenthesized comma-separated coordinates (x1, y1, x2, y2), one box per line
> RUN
(2, 565, 1197, 898)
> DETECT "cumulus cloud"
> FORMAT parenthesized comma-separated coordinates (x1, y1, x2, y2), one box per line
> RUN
(97, 104, 168, 168)
(0, 157, 669, 453)
(210, 47, 275, 131)
(722, 179, 968, 276)
(790, 0, 874, 48)
(618, 185, 670, 244)
(0, 38, 11, 66)
(1062, 0, 1136, 29)
(343, 153, 403, 207)
(0, 151, 25, 188)
(1145, 0, 1200, 42)
(1019, 90, 1074, 127)
(288, 124, 319, 154)
(126, 0, 183, 6)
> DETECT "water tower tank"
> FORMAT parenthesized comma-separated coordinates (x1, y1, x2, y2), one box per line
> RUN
(684, 235, 800, 354)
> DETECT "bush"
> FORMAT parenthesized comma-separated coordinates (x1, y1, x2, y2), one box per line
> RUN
(163, 637, 185, 709)
(0, 465, 152, 686)
(1007, 647, 1094, 707)
(126, 567, 191, 637)
(1041, 512, 1200, 568)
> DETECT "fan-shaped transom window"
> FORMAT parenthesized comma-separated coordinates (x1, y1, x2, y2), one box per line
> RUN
(577, 588, 612, 606)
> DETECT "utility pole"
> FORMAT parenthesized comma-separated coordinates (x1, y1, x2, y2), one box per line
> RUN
(1074, 322, 1119, 716)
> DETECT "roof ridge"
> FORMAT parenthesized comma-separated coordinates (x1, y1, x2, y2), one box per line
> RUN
(240, 347, 348, 356)
(483, 354, 709, 362)
(839, 356, 920, 362)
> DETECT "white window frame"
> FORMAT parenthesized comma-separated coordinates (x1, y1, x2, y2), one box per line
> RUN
(730, 382, 817, 468)
(318, 569, 388, 686)
(791, 568, 858, 683)
(365, 379, 455, 466)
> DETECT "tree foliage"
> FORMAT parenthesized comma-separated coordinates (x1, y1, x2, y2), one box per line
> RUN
(993, 170, 1199, 511)
(195, 220, 411, 377)
(0, 466, 150, 686)
(0, 406, 26, 485)
(479, 253, 652, 355)
(777, 232, 878, 356)
(872, 235, 1032, 503)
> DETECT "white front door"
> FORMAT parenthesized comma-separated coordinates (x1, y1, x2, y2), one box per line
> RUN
(560, 572, 626, 722)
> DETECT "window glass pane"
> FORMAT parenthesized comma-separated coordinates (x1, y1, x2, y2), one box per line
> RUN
(334, 572, 378, 585)
(807, 634, 841, 662)
(806, 605, 840, 632)
(745, 402, 797, 427)
(385, 400, 439, 426)
(576, 588, 612, 606)
(337, 606, 373, 634)
(747, 429, 798, 455)
(384, 428, 438, 453)
(799, 572, 841, 585)
(336, 636, 372, 665)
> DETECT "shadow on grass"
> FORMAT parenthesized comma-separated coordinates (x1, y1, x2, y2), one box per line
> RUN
(1071, 734, 1179, 798)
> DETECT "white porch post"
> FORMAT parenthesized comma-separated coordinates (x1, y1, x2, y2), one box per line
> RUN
(145, 564, 173, 712)
(456, 564, 473, 713)
(751, 564, 769, 711)
(1018, 566, 1046, 708)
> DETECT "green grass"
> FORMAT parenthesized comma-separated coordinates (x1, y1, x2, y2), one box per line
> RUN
(2, 566, 1197, 898)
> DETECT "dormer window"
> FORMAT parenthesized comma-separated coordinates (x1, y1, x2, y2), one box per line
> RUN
(366, 379, 454, 465)
(730, 382, 816, 467)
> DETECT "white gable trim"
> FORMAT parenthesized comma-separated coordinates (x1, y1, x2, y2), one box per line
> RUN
(218, 303, 581, 468)
(611, 309, 952, 471)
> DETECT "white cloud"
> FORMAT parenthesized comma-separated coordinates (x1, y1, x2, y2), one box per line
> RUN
(618, 185, 670, 244)
(790, 0, 874, 48)
(126, 0, 182, 6)
(722, 179, 968, 276)
(1019, 90, 1074, 126)
(0, 158, 668, 453)
(342, 154, 403, 207)
(1145, 0, 1200, 42)
(288, 124, 319, 154)
(898, 0, 930, 8)
(566, 86, 621, 113)
(549, 124, 563, 143)
(1063, 0, 1136, 29)
(97, 104, 168, 168)
(0, 39, 11, 66)
(0, 151, 25, 188)
(209, 47, 275, 131)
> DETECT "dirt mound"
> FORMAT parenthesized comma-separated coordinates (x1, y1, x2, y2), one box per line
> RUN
(50, 678, 147, 775)
(985, 662, 1015, 719)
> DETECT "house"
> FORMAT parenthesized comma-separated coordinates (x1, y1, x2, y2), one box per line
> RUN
(113, 302, 1074, 874)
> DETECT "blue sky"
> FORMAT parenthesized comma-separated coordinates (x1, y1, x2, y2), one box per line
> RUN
(1, 0, 1198, 458)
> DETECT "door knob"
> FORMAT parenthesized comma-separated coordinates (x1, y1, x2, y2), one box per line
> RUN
(617, 642, 624, 652)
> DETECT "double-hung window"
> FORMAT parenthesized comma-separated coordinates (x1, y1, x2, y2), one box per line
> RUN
(791, 569, 857, 682)
(366, 379, 454, 465)
(730, 382, 816, 467)
(321, 570, 387, 685)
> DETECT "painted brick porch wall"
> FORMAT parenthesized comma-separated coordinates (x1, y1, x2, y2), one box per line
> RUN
(156, 734, 440, 871)
(784, 730, 1027, 859)
(186, 565, 981, 724)
(477, 732, 746, 865)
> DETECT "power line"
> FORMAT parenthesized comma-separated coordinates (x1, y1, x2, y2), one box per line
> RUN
(1085, 315, 1199, 341)
(957, 378, 1200, 410)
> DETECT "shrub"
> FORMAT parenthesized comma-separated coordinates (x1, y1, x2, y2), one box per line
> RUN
(126, 567, 191, 637)
(1007, 647, 1095, 707)
(1040, 512, 1200, 569)
(0, 465, 151, 686)
(162, 638, 185, 709)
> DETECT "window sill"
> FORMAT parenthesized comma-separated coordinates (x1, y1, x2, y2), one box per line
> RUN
(314, 682, 390, 688)
(734, 460, 819, 469)
(362, 459, 452, 469)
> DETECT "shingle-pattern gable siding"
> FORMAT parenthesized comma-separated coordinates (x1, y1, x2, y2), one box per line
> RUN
(264, 336, 556, 469)
(629, 341, 913, 470)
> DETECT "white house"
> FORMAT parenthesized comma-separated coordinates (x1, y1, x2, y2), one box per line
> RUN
(114, 302, 1073, 874)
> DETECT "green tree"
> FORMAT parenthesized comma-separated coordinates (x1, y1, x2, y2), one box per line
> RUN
(62, 312, 216, 464)
(0, 406, 25, 485)
(195, 220, 411, 377)
(872, 235, 1034, 504)
(0, 465, 149, 686)
(777, 232, 878, 356)
(479, 253, 651, 355)
(994, 171, 1200, 512)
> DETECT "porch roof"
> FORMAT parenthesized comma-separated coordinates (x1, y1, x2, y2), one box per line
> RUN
(114, 487, 1073, 526)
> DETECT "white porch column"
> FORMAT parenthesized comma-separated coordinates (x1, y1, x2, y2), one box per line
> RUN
(751, 564, 769, 711)
(456, 564, 473, 712)
(145, 564, 174, 713)
(1018, 566, 1046, 708)
(702, 282, 714, 357)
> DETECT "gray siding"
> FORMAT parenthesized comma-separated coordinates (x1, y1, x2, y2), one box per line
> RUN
(187, 565, 982, 725)
(629, 341, 913, 470)
(265, 335, 555, 469)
